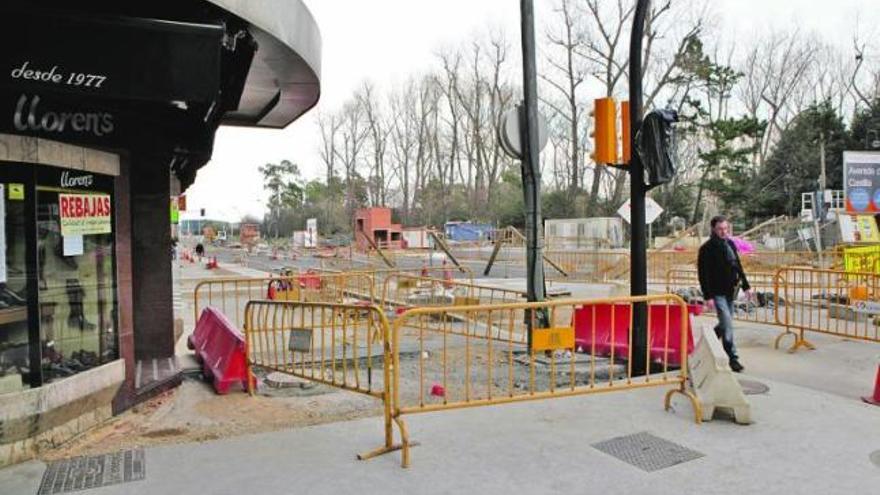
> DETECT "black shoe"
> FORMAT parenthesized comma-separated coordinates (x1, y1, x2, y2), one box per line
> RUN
(730, 359, 744, 373)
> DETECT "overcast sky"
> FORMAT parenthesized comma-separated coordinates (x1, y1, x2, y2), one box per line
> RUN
(182, 0, 880, 222)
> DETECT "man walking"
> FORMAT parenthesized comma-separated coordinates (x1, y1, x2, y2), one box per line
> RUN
(698, 215, 751, 372)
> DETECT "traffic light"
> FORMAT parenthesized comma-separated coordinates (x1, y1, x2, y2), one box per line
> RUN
(621, 101, 631, 163)
(592, 97, 618, 164)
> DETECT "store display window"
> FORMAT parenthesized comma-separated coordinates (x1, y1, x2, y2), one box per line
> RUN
(0, 163, 117, 390)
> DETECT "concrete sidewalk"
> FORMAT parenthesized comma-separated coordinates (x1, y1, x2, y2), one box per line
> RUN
(2, 372, 878, 495)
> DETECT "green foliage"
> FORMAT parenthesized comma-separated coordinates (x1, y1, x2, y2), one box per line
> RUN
(850, 99, 880, 150)
(259, 160, 303, 238)
(675, 37, 766, 223)
(748, 101, 847, 217)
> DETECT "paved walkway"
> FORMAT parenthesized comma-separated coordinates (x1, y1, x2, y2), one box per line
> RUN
(2, 370, 878, 495)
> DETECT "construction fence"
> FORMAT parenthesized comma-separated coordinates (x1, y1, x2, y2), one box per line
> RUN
(241, 294, 700, 468)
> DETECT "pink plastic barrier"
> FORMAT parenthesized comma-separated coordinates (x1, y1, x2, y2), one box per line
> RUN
(189, 307, 251, 394)
(572, 303, 696, 366)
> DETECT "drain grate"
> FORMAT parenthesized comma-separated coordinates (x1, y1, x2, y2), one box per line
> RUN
(593, 432, 704, 472)
(38, 449, 145, 495)
(737, 379, 770, 395)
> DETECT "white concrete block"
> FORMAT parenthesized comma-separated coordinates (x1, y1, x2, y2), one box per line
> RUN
(689, 326, 752, 424)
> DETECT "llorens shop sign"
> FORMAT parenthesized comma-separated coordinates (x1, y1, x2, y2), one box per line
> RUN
(59, 193, 112, 236)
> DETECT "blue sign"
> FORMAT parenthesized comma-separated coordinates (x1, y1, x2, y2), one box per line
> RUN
(850, 188, 870, 211)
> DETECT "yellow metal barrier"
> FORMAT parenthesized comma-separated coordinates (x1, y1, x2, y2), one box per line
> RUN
(774, 266, 880, 352)
(544, 250, 630, 282)
(237, 294, 701, 468)
(664, 268, 783, 326)
(315, 265, 474, 286)
(193, 273, 375, 330)
(387, 294, 701, 467)
(242, 300, 402, 460)
(382, 273, 522, 309)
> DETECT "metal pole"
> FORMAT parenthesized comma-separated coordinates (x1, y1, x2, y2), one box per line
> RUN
(629, 0, 651, 376)
(520, 0, 548, 343)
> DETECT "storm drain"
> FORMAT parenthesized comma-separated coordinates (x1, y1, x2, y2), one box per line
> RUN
(592, 432, 703, 472)
(37, 449, 145, 494)
(738, 379, 770, 395)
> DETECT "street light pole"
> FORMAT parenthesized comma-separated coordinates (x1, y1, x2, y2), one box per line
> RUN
(520, 0, 548, 344)
(629, 0, 651, 377)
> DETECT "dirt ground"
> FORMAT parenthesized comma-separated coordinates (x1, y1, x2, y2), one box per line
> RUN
(41, 374, 381, 462)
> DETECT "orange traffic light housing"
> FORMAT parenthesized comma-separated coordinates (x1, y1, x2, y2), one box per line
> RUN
(620, 100, 631, 163)
(593, 97, 618, 164)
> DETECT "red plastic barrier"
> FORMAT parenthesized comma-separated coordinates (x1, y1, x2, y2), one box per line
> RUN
(297, 272, 322, 289)
(572, 303, 695, 366)
(189, 307, 251, 394)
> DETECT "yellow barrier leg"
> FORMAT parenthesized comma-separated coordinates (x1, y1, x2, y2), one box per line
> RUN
(356, 414, 417, 467)
(664, 383, 703, 425)
(773, 329, 797, 351)
(788, 329, 816, 353)
(396, 416, 411, 468)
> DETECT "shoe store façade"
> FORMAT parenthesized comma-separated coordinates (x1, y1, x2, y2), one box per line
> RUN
(0, 0, 321, 466)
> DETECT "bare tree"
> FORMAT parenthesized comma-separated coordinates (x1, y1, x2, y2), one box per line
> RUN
(357, 81, 391, 206)
(334, 99, 369, 214)
(541, 0, 589, 196)
(316, 111, 341, 182)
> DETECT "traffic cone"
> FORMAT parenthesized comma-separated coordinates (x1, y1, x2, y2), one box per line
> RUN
(443, 260, 453, 289)
(863, 364, 880, 406)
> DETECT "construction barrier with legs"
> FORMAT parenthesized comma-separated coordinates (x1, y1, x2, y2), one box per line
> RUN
(774, 267, 880, 352)
(240, 295, 701, 468)
(381, 273, 523, 311)
(242, 301, 401, 460)
(664, 268, 783, 326)
(386, 294, 701, 467)
(194, 273, 376, 330)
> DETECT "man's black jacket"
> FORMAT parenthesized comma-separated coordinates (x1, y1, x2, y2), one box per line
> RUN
(697, 236, 750, 300)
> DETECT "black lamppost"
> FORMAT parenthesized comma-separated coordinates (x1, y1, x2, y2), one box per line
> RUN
(628, 0, 651, 376)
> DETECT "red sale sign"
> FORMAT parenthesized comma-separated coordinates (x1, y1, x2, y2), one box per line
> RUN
(59, 193, 112, 235)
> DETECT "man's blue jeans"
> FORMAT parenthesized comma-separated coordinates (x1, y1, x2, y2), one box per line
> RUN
(713, 295, 738, 361)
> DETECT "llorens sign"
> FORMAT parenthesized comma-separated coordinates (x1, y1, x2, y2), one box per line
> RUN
(14, 94, 114, 137)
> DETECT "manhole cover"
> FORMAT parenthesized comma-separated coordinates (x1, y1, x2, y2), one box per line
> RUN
(38, 449, 145, 495)
(738, 379, 770, 395)
(592, 432, 704, 472)
(871, 450, 880, 468)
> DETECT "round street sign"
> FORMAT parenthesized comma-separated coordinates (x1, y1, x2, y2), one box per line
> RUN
(498, 105, 549, 160)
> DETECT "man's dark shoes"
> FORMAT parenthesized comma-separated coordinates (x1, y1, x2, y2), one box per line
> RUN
(730, 359, 744, 373)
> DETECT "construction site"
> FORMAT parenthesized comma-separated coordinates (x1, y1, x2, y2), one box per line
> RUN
(3, 0, 880, 493)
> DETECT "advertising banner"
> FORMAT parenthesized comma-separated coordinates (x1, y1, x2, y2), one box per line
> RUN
(59, 193, 112, 236)
(843, 151, 880, 214)
(839, 214, 880, 243)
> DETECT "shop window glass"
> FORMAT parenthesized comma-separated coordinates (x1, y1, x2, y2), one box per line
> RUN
(0, 183, 31, 391)
(37, 188, 117, 382)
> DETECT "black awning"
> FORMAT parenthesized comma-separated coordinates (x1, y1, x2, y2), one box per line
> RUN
(0, 9, 223, 105)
